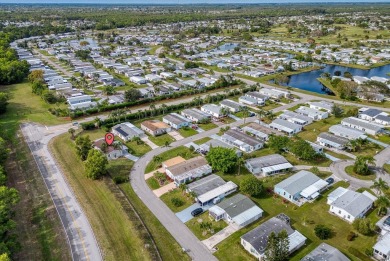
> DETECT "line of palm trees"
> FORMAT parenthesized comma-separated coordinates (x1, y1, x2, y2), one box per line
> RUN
(371, 178, 390, 216)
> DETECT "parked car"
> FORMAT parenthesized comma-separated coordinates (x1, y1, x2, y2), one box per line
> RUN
(326, 177, 334, 184)
(191, 208, 203, 217)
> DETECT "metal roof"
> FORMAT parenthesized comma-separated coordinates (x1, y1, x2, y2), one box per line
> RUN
(245, 154, 289, 169)
(373, 232, 390, 256)
(318, 132, 349, 146)
(197, 181, 238, 204)
(328, 124, 367, 140)
(342, 117, 384, 132)
(187, 174, 226, 196)
(302, 243, 350, 261)
(275, 170, 321, 196)
(270, 118, 301, 132)
(331, 190, 375, 217)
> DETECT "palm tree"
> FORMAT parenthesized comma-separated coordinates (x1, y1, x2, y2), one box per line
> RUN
(68, 128, 75, 140)
(371, 178, 389, 195)
(237, 156, 245, 176)
(240, 106, 250, 124)
(375, 196, 390, 216)
(161, 104, 168, 114)
(347, 139, 358, 152)
(94, 117, 102, 129)
(149, 104, 156, 116)
(179, 183, 187, 195)
(257, 109, 266, 122)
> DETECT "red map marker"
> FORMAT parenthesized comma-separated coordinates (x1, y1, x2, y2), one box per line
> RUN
(105, 133, 114, 146)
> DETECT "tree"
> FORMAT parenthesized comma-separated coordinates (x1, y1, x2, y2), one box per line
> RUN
(102, 85, 116, 96)
(353, 156, 375, 175)
(314, 224, 332, 239)
(240, 106, 250, 124)
(240, 176, 263, 196)
(85, 149, 108, 180)
(371, 178, 389, 195)
(268, 135, 289, 153)
(68, 128, 76, 140)
(28, 70, 44, 83)
(0, 138, 9, 165)
(124, 88, 142, 102)
(205, 147, 238, 173)
(331, 105, 343, 118)
(75, 135, 92, 161)
(375, 196, 390, 216)
(353, 218, 375, 235)
(287, 139, 319, 161)
(0, 93, 9, 114)
(264, 230, 290, 261)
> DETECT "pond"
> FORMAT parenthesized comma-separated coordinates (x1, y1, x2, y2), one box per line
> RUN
(275, 63, 390, 95)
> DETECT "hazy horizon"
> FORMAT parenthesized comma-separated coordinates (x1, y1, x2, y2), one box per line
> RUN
(0, 0, 389, 4)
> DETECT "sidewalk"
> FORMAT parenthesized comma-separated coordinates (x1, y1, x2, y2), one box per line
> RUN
(202, 223, 240, 250)
(153, 182, 176, 197)
(141, 137, 159, 149)
(144, 167, 165, 180)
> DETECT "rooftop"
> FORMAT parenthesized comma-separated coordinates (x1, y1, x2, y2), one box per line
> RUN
(302, 243, 349, 261)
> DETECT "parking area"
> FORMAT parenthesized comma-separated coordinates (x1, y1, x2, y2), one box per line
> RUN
(176, 203, 213, 223)
(168, 130, 184, 141)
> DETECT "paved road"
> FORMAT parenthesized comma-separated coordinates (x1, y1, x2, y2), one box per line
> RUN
(21, 123, 102, 261)
(33, 49, 73, 78)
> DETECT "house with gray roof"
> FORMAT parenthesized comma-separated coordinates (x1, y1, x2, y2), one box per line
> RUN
(242, 122, 283, 141)
(220, 99, 244, 113)
(302, 243, 350, 261)
(221, 129, 263, 153)
(245, 92, 268, 104)
(296, 106, 329, 121)
(259, 87, 290, 99)
(209, 194, 263, 227)
(341, 117, 384, 135)
(269, 118, 302, 135)
(327, 187, 376, 223)
(317, 132, 350, 150)
(201, 104, 225, 118)
(278, 110, 313, 126)
(308, 101, 334, 113)
(166, 156, 212, 186)
(181, 108, 211, 123)
(245, 154, 293, 176)
(187, 174, 227, 197)
(373, 232, 390, 261)
(199, 139, 242, 156)
(239, 95, 264, 106)
(359, 108, 390, 126)
(162, 113, 191, 130)
(241, 214, 306, 260)
(328, 124, 367, 141)
(112, 122, 145, 141)
(274, 170, 328, 206)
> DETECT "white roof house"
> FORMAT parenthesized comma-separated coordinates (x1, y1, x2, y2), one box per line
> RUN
(308, 101, 334, 113)
(295, 106, 328, 120)
(317, 132, 349, 150)
(269, 118, 302, 135)
(274, 170, 328, 206)
(327, 187, 376, 223)
(302, 243, 350, 261)
(341, 117, 384, 135)
(245, 154, 293, 176)
(220, 99, 244, 113)
(259, 87, 290, 99)
(221, 129, 263, 153)
(328, 124, 367, 140)
(197, 181, 238, 206)
(373, 233, 390, 261)
(201, 104, 225, 118)
(278, 110, 313, 126)
(112, 122, 144, 141)
(209, 194, 263, 227)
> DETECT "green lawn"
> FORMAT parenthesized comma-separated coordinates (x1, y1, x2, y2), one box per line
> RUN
(350, 142, 383, 158)
(186, 212, 228, 240)
(146, 177, 161, 190)
(119, 183, 190, 261)
(106, 158, 134, 180)
(145, 146, 198, 173)
(160, 189, 194, 213)
(50, 134, 156, 261)
(262, 100, 281, 111)
(148, 133, 175, 147)
(0, 81, 68, 138)
(214, 181, 379, 261)
(199, 122, 218, 131)
(324, 150, 353, 160)
(178, 127, 198, 138)
(384, 164, 390, 174)
(345, 165, 377, 181)
(126, 140, 152, 156)
(194, 137, 212, 145)
(298, 116, 343, 142)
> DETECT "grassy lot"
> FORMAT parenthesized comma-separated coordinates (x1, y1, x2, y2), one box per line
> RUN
(374, 134, 390, 145)
(345, 165, 377, 181)
(384, 164, 390, 174)
(126, 140, 152, 156)
(214, 180, 379, 261)
(145, 146, 198, 173)
(324, 149, 353, 160)
(148, 133, 175, 147)
(178, 127, 198, 138)
(186, 212, 228, 240)
(194, 137, 212, 145)
(350, 141, 383, 158)
(262, 100, 281, 111)
(50, 134, 156, 261)
(146, 177, 161, 190)
(0, 81, 68, 138)
(160, 188, 194, 213)
(221, 117, 236, 124)
(297, 116, 343, 142)
(250, 147, 332, 167)
(119, 183, 190, 261)
(199, 122, 218, 131)
(106, 158, 134, 180)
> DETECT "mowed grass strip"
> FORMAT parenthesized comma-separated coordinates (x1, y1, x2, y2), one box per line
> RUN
(50, 134, 153, 261)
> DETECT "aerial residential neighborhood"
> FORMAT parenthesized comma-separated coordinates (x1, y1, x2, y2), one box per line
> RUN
(0, 2, 390, 261)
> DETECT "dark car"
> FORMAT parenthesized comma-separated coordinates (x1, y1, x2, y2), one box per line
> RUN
(326, 178, 334, 184)
(191, 208, 203, 217)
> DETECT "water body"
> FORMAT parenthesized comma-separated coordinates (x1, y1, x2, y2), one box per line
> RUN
(277, 64, 390, 95)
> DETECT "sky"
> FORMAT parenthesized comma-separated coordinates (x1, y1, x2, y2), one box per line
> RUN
(0, 0, 389, 4)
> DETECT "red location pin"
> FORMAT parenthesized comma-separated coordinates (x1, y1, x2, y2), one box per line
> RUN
(105, 133, 114, 146)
